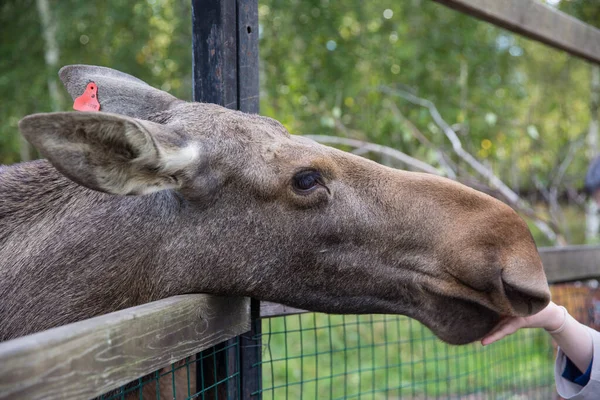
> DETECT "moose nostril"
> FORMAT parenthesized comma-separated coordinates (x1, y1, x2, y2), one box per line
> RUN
(503, 281, 550, 316)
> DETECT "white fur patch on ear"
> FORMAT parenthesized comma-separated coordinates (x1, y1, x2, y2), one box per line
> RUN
(160, 144, 200, 172)
(106, 178, 174, 196)
(127, 181, 180, 196)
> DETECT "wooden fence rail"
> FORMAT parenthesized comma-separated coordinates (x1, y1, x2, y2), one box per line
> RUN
(541, 245, 600, 284)
(0, 296, 249, 400)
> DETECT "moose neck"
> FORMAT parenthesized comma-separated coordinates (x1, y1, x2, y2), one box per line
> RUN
(0, 160, 248, 339)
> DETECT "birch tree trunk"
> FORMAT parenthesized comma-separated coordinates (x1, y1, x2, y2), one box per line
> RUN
(586, 65, 600, 243)
(36, 0, 62, 111)
(28, 0, 63, 161)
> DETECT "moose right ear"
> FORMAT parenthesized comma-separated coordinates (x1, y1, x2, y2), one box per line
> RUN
(59, 65, 184, 119)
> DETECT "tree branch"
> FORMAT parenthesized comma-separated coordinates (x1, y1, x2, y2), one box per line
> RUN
(386, 101, 458, 179)
(378, 85, 562, 245)
(304, 134, 443, 176)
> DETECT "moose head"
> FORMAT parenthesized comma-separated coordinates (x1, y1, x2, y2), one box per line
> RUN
(2, 65, 550, 344)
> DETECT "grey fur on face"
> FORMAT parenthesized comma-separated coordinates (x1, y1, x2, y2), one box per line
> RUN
(0, 65, 550, 345)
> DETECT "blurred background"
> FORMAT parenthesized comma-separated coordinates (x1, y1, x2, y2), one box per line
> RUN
(1, 0, 599, 247)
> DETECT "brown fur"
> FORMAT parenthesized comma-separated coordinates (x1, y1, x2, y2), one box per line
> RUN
(0, 65, 550, 345)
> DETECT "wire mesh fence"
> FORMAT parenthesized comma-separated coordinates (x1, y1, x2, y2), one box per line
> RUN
(99, 339, 241, 400)
(258, 313, 554, 399)
(257, 282, 597, 399)
(99, 281, 597, 399)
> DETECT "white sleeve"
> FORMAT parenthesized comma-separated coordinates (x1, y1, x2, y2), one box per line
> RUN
(555, 326, 600, 399)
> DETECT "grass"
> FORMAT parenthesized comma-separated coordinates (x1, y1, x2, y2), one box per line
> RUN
(259, 313, 556, 399)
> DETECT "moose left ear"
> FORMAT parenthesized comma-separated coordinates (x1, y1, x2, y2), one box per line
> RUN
(19, 112, 200, 195)
(59, 65, 184, 119)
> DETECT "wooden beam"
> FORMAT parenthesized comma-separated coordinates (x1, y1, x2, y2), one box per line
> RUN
(234, 1, 262, 397)
(540, 245, 600, 283)
(260, 301, 308, 318)
(192, 0, 237, 108)
(237, 0, 260, 115)
(0, 295, 249, 400)
(192, 1, 261, 398)
(191, 2, 239, 398)
(432, 0, 600, 65)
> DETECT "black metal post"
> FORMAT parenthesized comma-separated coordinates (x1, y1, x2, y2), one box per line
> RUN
(239, 299, 262, 398)
(192, 0, 260, 398)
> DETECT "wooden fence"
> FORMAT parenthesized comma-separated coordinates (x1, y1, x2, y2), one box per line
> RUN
(0, 297, 250, 399)
(2, 0, 600, 399)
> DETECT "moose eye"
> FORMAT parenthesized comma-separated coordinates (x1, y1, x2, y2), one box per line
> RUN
(292, 170, 323, 193)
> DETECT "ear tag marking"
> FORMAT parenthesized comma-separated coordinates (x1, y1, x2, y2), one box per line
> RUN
(73, 82, 101, 112)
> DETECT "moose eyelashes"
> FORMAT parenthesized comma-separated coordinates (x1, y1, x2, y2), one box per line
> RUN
(291, 170, 330, 195)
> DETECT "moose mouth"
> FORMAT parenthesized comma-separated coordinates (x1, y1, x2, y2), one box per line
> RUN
(415, 293, 502, 345)
(276, 288, 502, 345)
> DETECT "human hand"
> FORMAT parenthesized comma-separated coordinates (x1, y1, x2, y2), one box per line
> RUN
(481, 301, 565, 346)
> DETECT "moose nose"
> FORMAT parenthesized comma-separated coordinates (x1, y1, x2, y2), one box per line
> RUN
(501, 276, 550, 316)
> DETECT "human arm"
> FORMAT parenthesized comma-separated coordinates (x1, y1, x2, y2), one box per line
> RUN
(481, 301, 593, 374)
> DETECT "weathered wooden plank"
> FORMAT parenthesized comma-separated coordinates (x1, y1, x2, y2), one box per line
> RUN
(260, 301, 308, 318)
(237, 0, 259, 114)
(433, 0, 600, 65)
(192, 0, 238, 108)
(235, 1, 262, 397)
(540, 245, 600, 283)
(192, 1, 252, 397)
(239, 299, 262, 398)
(0, 295, 250, 400)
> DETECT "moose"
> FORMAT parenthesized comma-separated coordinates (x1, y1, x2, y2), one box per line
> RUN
(0, 65, 550, 346)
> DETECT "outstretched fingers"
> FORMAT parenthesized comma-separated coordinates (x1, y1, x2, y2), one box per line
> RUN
(481, 317, 526, 346)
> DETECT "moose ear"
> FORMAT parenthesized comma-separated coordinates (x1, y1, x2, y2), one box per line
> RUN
(19, 112, 200, 195)
(59, 65, 183, 119)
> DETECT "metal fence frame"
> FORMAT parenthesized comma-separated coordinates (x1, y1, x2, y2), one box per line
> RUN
(2, 0, 600, 399)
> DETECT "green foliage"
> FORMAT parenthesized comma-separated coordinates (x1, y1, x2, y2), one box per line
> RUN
(1, 0, 45, 163)
(559, 0, 600, 27)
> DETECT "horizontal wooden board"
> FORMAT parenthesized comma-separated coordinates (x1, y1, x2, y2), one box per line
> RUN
(433, 0, 600, 65)
(260, 301, 307, 318)
(0, 295, 250, 400)
(540, 245, 600, 283)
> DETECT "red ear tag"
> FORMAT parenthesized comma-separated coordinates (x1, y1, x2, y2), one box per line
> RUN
(73, 82, 101, 112)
